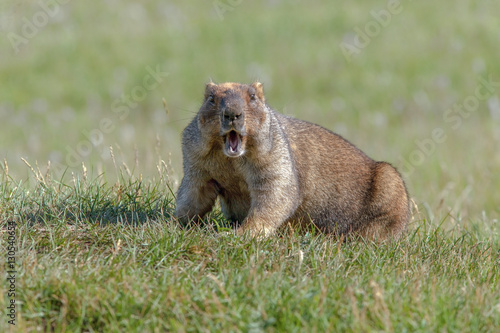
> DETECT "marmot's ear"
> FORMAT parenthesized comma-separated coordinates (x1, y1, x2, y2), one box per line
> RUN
(251, 82, 265, 103)
(204, 82, 217, 98)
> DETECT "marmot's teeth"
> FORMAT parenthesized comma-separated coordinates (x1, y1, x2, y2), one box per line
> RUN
(228, 131, 239, 151)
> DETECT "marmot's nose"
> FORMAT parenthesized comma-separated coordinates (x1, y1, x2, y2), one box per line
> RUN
(221, 99, 243, 121)
(222, 112, 241, 121)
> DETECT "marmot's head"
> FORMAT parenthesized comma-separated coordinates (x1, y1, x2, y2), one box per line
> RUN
(198, 82, 267, 158)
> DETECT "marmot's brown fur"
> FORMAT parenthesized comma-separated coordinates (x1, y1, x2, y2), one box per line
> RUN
(175, 82, 410, 240)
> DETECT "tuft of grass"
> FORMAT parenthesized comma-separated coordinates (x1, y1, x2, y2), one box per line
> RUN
(1, 159, 175, 228)
(1, 167, 499, 332)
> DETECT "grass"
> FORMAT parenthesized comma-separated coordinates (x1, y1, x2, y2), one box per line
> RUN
(1, 0, 500, 331)
(1, 163, 500, 332)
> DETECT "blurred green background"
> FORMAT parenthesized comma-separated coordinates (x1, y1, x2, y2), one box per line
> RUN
(1, 0, 499, 229)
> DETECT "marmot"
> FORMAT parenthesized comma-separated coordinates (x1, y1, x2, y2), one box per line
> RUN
(175, 82, 410, 240)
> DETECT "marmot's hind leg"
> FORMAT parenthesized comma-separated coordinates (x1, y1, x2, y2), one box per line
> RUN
(359, 162, 410, 241)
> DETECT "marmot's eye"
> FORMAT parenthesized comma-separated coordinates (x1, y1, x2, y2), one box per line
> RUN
(250, 94, 256, 100)
(207, 94, 215, 103)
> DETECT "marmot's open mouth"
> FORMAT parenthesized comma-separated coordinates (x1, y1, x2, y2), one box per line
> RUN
(224, 130, 244, 157)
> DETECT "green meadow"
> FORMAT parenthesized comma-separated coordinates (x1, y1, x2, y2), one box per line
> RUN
(1, 0, 499, 331)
